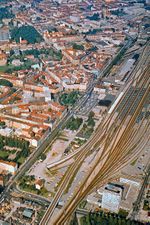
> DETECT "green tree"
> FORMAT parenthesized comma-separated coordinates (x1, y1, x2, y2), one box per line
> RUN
(79, 212, 144, 225)
(73, 43, 84, 50)
(11, 25, 43, 44)
(87, 13, 100, 21)
(40, 153, 46, 161)
(60, 91, 80, 106)
(66, 116, 83, 131)
(0, 6, 14, 20)
(0, 79, 13, 87)
(87, 111, 95, 127)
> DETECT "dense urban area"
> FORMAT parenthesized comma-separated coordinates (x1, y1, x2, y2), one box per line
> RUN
(0, 0, 150, 225)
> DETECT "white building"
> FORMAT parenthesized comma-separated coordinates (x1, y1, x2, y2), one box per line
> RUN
(0, 127, 12, 137)
(0, 160, 17, 174)
(100, 183, 123, 213)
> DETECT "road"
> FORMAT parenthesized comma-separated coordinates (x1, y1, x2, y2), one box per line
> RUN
(0, 93, 87, 201)
(52, 48, 150, 224)
(0, 35, 134, 204)
(40, 42, 150, 225)
(45, 38, 134, 170)
(12, 185, 89, 217)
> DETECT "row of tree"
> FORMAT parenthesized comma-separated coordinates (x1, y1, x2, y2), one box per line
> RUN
(8, 47, 62, 64)
(0, 135, 29, 149)
(71, 211, 145, 225)
(0, 0, 13, 3)
(78, 111, 95, 139)
(22, 47, 62, 60)
(86, 13, 100, 21)
(5, 60, 34, 73)
(0, 79, 13, 87)
(86, 111, 95, 127)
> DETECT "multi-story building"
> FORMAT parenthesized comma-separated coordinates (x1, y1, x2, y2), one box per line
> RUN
(99, 183, 123, 213)
(0, 160, 17, 174)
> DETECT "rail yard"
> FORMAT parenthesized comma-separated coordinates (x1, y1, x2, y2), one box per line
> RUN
(40, 42, 150, 225)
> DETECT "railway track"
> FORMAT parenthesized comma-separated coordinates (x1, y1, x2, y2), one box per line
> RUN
(46, 43, 150, 171)
(51, 68, 150, 225)
(40, 43, 150, 225)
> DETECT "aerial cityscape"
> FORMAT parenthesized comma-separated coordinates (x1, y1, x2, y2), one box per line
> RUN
(0, 0, 150, 224)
